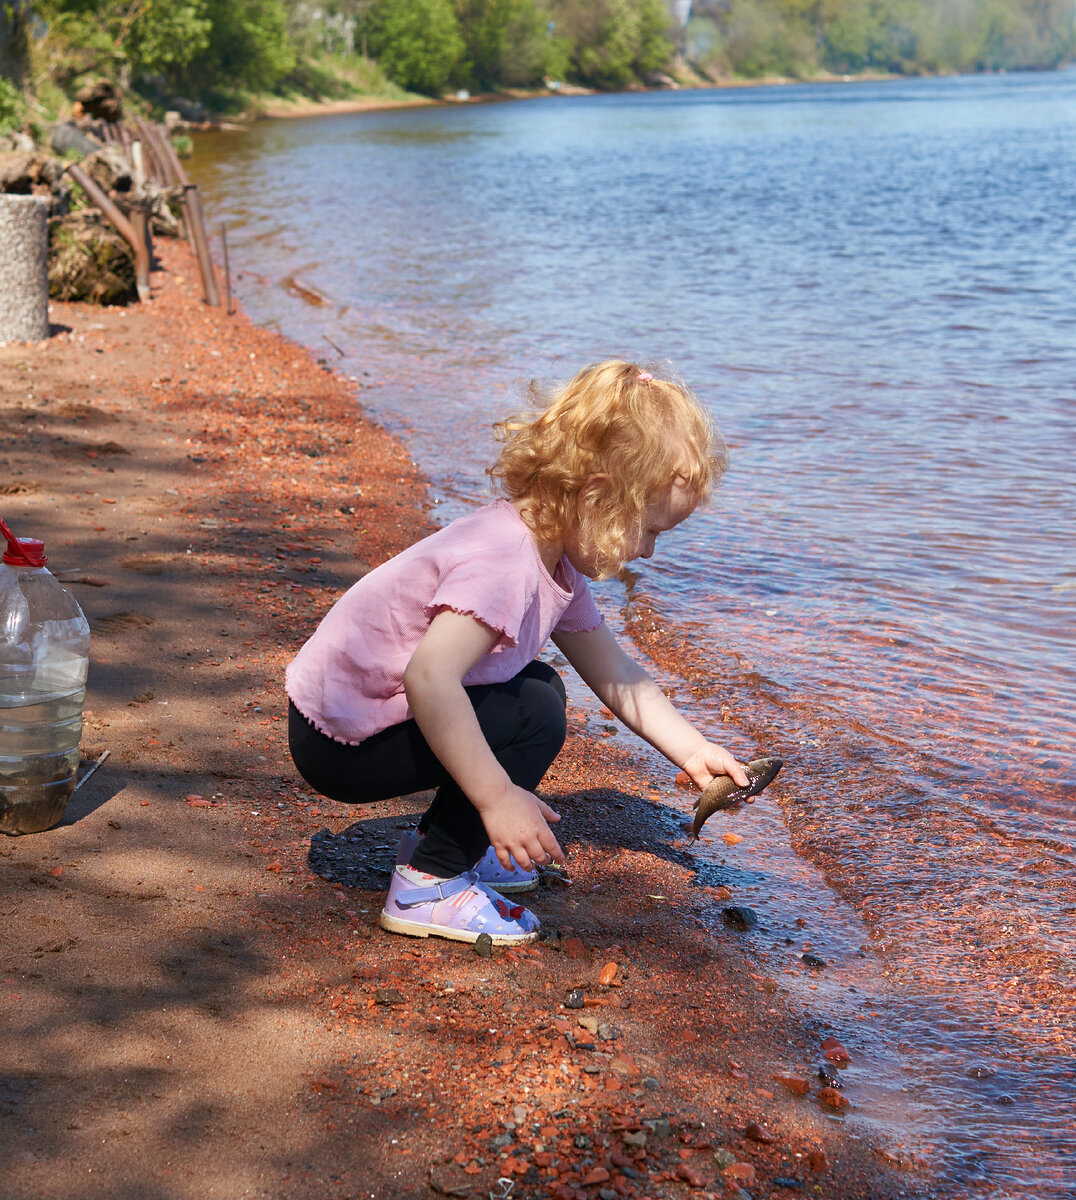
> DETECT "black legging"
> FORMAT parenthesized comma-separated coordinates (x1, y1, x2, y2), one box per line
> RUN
(288, 659, 567, 877)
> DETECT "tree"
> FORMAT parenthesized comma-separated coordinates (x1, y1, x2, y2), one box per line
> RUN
(549, 0, 674, 88)
(455, 0, 553, 89)
(186, 0, 295, 92)
(364, 0, 464, 93)
(1, 0, 33, 83)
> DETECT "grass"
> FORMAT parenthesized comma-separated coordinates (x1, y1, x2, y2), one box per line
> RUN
(213, 54, 421, 119)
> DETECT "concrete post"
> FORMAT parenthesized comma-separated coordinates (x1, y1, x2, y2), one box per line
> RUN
(0, 195, 50, 344)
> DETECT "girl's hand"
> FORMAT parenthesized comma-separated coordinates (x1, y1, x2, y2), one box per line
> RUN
(475, 784, 565, 872)
(681, 744, 750, 793)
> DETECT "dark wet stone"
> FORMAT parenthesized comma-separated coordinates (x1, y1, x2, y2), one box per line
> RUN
(722, 905, 759, 930)
(995, 1094, 1015, 1105)
(817, 1063, 843, 1088)
(966, 1065, 995, 1079)
(375, 988, 404, 1005)
(473, 933, 493, 958)
(642, 1076, 661, 1090)
(772, 1179, 804, 1190)
(566, 987, 585, 1008)
(801, 953, 827, 969)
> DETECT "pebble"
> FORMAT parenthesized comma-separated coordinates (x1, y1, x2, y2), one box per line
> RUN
(713, 1148, 737, 1168)
(807, 1149, 830, 1172)
(599, 961, 619, 986)
(722, 1162, 756, 1185)
(644, 1117, 671, 1137)
(565, 988, 585, 1009)
(817, 1063, 843, 1088)
(966, 1065, 995, 1079)
(801, 953, 827, 969)
(375, 988, 405, 1005)
(577, 1015, 599, 1034)
(744, 1122, 775, 1144)
(676, 1162, 706, 1187)
(473, 933, 493, 958)
(772, 1177, 804, 1189)
(775, 1073, 810, 1096)
(623, 1130, 647, 1148)
(818, 1087, 848, 1109)
(722, 905, 759, 931)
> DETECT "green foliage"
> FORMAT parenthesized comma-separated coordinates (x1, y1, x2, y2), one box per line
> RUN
(548, 0, 674, 87)
(21, 0, 1076, 116)
(364, 0, 464, 94)
(36, 0, 293, 97)
(456, 0, 554, 89)
(185, 0, 295, 92)
(687, 0, 1075, 78)
(126, 0, 213, 78)
(712, 0, 813, 78)
(0, 75, 25, 131)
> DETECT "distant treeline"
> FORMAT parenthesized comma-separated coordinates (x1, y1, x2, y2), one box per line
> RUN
(688, 0, 1076, 79)
(5, 0, 1075, 110)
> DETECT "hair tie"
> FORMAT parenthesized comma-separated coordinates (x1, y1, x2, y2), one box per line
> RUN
(636, 371, 653, 383)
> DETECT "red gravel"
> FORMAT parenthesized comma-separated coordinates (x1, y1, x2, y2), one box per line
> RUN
(0, 240, 912, 1199)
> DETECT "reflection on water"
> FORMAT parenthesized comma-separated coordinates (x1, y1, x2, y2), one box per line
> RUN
(190, 71, 1076, 1197)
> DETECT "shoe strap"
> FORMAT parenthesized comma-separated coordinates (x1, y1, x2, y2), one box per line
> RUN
(395, 869, 479, 907)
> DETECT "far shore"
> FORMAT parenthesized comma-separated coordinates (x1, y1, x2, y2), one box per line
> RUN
(239, 66, 907, 124)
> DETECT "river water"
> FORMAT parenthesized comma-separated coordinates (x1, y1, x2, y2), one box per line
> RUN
(189, 71, 1076, 1197)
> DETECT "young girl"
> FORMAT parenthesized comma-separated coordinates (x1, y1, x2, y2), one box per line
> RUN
(286, 360, 748, 946)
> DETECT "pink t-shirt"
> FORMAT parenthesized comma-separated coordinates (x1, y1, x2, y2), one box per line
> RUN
(285, 499, 603, 744)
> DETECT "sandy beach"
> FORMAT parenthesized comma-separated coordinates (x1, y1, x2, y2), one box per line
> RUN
(0, 239, 910, 1200)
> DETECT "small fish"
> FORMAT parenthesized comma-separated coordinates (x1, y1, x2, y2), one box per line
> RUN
(691, 756, 783, 839)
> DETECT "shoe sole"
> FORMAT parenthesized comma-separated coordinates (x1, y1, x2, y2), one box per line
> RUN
(483, 876, 538, 894)
(379, 912, 538, 945)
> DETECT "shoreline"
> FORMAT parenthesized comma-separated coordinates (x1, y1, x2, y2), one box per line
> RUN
(0, 240, 909, 1199)
(238, 67, 908, 124)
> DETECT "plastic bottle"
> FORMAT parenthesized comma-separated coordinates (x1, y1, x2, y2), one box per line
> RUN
(0, 518, 90, 835)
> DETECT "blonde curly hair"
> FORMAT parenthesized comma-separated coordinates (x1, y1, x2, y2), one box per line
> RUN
(489, 360, 727, 578)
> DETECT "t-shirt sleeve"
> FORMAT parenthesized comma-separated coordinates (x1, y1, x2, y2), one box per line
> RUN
(423, 553, 531, 649)
(554, 569, 604, 634)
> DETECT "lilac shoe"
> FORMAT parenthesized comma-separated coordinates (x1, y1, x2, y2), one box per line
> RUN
(474, 844, 539, 894)
(379, 868, 538, 944)
(395, 830, 539, 895)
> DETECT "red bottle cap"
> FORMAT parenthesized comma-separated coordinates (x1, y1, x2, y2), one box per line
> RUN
(0, 517, 47, 567)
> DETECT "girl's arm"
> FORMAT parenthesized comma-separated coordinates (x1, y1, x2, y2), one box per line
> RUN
(552, 623, 750, 790)
(403, 609, 564, 872)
